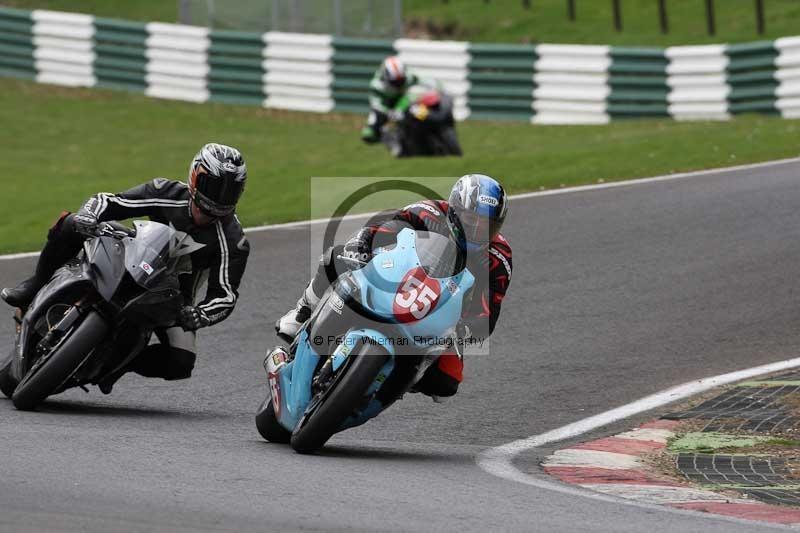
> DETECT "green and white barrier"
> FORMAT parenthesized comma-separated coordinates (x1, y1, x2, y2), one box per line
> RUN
(33, 10, 94, 87)
(264, 32, 333, 113)
(777, 37, 800, 118)
(145, 23, 209, 102)
(534, 44, 610, 124)
(666, 45, 729, 120)
(395, 38, 471, 120)
(2, 6, 798, 124)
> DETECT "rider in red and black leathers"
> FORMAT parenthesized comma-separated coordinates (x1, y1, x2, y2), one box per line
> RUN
(348, 199, 512, 338)
(277, 174, 511, 399)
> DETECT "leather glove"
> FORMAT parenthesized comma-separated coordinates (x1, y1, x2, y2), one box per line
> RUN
(456, 321, 472, 341)
(342, 231, 372, 266)
(177, 305, 210, 332)
(72, 213, 99, 236)
(453, 321, 473, 357)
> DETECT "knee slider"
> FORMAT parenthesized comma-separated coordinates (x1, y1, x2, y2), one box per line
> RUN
(162, 348, 196, 380)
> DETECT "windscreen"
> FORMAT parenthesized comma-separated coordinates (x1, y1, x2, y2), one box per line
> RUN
(123, 221, 177, 289)
(414, 231, 464, 279)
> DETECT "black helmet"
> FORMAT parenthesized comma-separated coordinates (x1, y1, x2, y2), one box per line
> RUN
(188, 143, 247, 218)
(447, 174, 509, 251)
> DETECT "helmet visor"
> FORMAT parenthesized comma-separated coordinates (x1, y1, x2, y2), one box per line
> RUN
(387, 75, 406, 88)
(452, 207, 497, 247)
(192, 167, 243, 217)
(194, 191, 234, 218)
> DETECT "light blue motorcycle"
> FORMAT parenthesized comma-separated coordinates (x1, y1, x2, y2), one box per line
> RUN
(256, 228, 474, 453)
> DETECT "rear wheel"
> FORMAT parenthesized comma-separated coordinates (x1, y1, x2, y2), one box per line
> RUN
(12, 311, 107, 411)
(290, 341, 390, 454)
(0, 356, 17, 399)
(255, 396, 291, 443)
(437, 126, 462, 156)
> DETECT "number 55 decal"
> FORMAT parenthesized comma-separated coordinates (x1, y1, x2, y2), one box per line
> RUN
(393, 267, 441, 323)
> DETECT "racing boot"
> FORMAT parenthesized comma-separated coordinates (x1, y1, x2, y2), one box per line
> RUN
(97, 365, 131, 395)
(97, 373, 122, 395)
(275, 283, 320, 343)
(1, 276, 43, 309)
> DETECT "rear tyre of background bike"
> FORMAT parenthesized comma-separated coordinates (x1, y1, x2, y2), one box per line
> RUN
(255, 396, 291, 443)
(0, 356, 17, 399)
(12, 311, 107, 411)
(290, 342, 390, 454)
(439, 126, 462, 156)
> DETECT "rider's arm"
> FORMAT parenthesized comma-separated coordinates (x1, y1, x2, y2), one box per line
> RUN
(195, 218, 250, 327)
(368, 75, 391, 114)
(79, 178, 186, 222)
(464, 236, 513, 339)
(363, 200, 451, 249)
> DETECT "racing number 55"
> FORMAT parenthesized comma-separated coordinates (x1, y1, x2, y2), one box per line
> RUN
(395, 275, 438, 320)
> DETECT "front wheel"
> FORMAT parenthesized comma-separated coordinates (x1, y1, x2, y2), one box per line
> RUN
(12, 311, 108, 411)
(0, 356, 17, 399)
(255, 396, 291, 443)
(290, 341, 390, 454)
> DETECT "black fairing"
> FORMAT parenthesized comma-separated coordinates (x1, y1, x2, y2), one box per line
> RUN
(411, 92, 455, 126)
(389, 92, 459, 157)
(119, 274, 182, 329)
(12, 262, 91, 381)
(84, 236, 127, 302)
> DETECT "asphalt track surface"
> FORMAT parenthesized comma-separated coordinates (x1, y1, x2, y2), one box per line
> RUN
(3, 161, 800, 532)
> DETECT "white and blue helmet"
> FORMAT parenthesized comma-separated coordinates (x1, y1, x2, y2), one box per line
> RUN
(447, 174, 509, 251)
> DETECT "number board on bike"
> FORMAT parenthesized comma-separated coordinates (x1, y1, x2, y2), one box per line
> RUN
(392, 267, 441, 323)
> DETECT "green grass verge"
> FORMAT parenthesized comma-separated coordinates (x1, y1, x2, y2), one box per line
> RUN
(2, 0, 177, 23)
(403, 0, 800, 46)
(6, 0, 800, 46)
(1, 76, 799, 253)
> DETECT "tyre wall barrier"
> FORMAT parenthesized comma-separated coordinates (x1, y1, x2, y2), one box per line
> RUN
(0, 6, 795, 124)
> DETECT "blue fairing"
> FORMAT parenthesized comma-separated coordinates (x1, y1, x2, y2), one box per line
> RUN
(273, 228, 474, 433)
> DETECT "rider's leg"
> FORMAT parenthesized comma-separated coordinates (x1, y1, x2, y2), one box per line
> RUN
(99, 328, 196, 394)
(412, 351, 463, 402)
(130, 328, 196, 380)
(2, 213, 84, 308)
(276, 245, 345, 342)
(361, 110, 387, 144)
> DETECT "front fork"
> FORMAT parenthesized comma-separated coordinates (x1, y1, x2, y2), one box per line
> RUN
(264, 345, 289, 420)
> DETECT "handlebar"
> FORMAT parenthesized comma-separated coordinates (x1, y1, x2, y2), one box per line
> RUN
(336, 254, 369, 267)
(96, 221, 136, 239)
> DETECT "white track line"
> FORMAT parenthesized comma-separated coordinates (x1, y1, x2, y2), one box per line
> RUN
(3, 156, 799, 262)
(477, 356, 800, 529)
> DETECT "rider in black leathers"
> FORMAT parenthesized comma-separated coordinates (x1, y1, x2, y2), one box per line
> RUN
(2, 143, 250, 392)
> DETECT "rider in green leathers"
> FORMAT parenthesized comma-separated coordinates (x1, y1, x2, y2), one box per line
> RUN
(360, 56, 420, 144)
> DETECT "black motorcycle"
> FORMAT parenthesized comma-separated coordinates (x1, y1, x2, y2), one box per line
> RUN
(382, 82, 463, 158)
(0, 220, 203, 410)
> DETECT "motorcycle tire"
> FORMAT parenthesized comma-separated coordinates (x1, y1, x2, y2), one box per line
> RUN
(438, 126, 463, 156)
(290, 341, 390, 454)
(12, 311, 107, 411)
(255, 396, 291, 444)
(0, 356, 17, 399)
